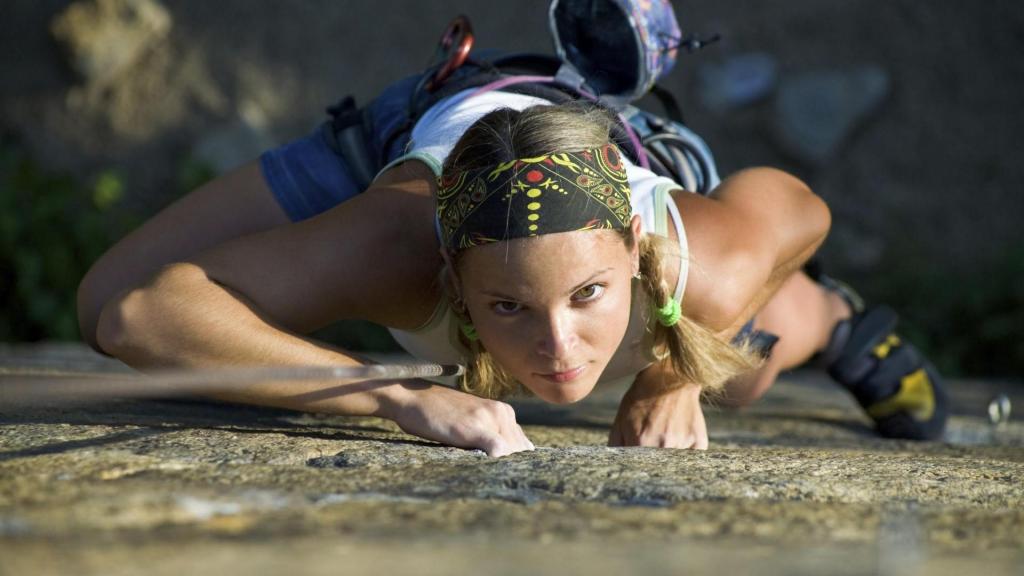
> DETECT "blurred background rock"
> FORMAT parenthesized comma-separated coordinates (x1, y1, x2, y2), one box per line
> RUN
(2, 0, 1021, 377)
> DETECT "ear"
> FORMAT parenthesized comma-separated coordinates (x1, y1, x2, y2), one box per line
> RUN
(629, 214, 642, 275)
(439, 247, 464, 302)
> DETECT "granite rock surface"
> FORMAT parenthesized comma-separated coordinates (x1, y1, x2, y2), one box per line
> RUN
(1, 344, 1022, 575)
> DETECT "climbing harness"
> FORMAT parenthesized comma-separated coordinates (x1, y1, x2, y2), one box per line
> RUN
(325, 0, 724, 196)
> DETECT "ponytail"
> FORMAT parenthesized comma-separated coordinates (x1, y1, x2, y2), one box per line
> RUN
(631, 228, 762, 395)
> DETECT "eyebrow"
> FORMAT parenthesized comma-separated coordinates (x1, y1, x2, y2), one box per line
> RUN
(480, 267, 615, 300)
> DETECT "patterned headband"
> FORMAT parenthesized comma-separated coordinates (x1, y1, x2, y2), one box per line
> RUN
(436, 144, 632, 252)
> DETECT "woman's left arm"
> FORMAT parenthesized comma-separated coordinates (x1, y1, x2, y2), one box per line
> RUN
(675, 167, 831, 336)
(608, 360, 707, 449)
(609, 168, 830, 449)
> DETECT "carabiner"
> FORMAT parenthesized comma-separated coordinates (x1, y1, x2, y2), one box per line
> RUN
(425, 15, 474, 92)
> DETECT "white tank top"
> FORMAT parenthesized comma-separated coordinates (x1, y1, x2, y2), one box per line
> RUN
(377, 89, 690, 387)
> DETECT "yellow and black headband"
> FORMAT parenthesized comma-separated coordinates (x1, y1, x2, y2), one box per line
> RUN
(437, 144, 632, 252)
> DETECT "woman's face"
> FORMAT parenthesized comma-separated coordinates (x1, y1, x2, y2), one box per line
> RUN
(457, 217, 641, 403)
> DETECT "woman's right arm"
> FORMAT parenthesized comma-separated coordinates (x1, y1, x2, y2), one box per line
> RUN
(98, 259, 532, 457)
(78, 161, 292, 352)
(95, 161, 533, 456)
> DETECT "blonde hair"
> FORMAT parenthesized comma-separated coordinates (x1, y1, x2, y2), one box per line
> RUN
(441, 104, 761, 399)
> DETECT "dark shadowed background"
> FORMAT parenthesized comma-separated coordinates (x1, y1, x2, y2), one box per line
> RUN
(2, 0, 1022, 378)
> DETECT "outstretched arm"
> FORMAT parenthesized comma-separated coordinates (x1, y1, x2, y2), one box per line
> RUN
(95, 161, 533, 457)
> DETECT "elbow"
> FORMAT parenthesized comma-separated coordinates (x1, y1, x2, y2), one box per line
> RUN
(76, 266, 107, 354)
(94, 263, 203, 360)
(95, 285, 141, 358)
(785, 171, 831, 249)
(759, 168, 833, 256)
(804, 184, 832, 248)
(767, 168, 832, 241)
(729, 167, 832, 249)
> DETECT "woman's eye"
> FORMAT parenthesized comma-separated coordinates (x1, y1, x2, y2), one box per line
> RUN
(573, 284, 605, 301)
(492, 301, 522, 315)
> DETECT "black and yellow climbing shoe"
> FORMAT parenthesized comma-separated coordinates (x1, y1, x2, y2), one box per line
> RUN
(812, 276, 949, 440)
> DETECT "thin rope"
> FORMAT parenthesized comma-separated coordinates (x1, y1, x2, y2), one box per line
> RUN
(0, 363, 464, 406)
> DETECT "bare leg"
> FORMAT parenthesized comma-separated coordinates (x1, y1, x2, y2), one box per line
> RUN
(719, 271, 852, 407)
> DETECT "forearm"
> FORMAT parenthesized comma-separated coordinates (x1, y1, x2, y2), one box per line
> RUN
(96, 262, 418, 419)
(633, 357, 701, 396)
(610, 362, 706, 449)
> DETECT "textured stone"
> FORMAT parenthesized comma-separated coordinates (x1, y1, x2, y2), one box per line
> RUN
(773, 66, 890, 165)
(1, 344, 1023, 574)
(191, 101, 276, 174)
(697, 52, 779, 112)
(50, 0, 172, 87)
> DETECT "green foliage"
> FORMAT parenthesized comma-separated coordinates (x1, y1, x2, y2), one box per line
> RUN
(0, 142, 399, 352)
(92, 170, 124, 210)
(858, 244, 1024, 378)
(0, 143, 136, 341)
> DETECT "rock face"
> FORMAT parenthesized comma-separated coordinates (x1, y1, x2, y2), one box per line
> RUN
(50, 0, 172, 87)
(773, 66, 890, 165)
(1, 344, 1023, 574)
(697, 52, 779, 112)
(192, 101, 276, 175)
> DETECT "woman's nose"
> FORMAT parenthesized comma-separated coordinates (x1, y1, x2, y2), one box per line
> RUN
(536, 311, 578, 359)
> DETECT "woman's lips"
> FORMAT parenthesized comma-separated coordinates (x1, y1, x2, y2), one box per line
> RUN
(536, 365, 585, 383)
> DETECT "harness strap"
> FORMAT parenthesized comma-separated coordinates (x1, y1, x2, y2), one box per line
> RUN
(465, 74, 556, 97)
(326, 54, 717, 196)
(323, 96, 376, 190)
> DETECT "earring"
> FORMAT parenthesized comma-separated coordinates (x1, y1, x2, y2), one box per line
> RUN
(633, 271, 642, 280)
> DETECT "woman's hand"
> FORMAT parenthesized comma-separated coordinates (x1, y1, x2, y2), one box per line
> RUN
(389, 383, 535, 458)
(608, 370, 708, 450)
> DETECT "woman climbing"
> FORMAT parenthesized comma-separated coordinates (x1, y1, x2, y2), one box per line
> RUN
(76, 0, 947, 456)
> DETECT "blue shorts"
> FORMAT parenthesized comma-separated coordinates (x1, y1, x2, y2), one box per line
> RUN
(259, 74, 424, 222)
(732, 317, 758, 345)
